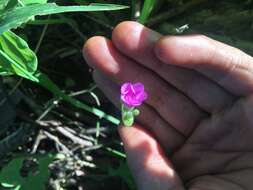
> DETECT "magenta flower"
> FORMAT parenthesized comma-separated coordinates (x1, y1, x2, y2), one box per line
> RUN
(121, 82, 148, 107)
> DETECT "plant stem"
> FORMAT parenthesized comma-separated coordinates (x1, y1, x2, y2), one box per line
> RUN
(35, 16, 50, 53)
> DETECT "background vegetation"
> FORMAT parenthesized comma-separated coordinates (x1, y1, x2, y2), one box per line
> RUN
(0, 0, 253, 189)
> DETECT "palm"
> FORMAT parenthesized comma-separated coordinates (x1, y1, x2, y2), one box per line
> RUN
(83, 21, 253, 189)
(173, 96, 253, 189)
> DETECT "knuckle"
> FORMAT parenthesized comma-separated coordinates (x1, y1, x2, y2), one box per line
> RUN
(223, 48, 249, 76)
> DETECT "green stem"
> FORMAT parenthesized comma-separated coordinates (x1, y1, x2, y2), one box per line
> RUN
(105, 147, 126, 158)
(34, 15, 50, 54)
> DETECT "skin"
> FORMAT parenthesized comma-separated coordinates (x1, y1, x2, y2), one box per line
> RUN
(83, 21, 253, 190)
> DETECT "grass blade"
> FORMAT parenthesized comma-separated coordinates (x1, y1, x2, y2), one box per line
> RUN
(0, 3, 129, 34)
(138, 0, 156, 24)
(106, 147, 126, 158)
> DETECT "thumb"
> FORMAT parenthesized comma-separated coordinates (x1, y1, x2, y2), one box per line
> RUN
(118, 124, 185, 190)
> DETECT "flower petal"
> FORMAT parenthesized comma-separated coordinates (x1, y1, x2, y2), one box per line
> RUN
(121, 82, 132, 95)
(120, 82, 147, 107)
(136, 91, 148, 102)
(133, 82, 144, 93)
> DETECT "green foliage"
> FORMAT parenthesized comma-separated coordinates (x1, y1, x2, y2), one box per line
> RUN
(0, 0, 12, 10)
(0, 1, 127, 125)
(0, 31, 38, 82)
(36, 72, 120, 125)
(0, 1, 158, 189)
(0, 3, 128, 34)
(138, 0, 156, 24)
(4, 0, 19, 11)
(1, 0, 253, 189)
(0, 154, 54, 190)
(0, 1, 7, 10)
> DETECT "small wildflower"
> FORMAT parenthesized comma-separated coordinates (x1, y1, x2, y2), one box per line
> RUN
(120, 82, 147, 127)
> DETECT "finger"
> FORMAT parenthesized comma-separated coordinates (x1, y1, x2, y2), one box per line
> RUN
(93, 70, 185, 151)
(112, 21, 235, 113)
(119, 124, 185, 190)
(155, 35, 253, 96)
(83, 37, 206, 136)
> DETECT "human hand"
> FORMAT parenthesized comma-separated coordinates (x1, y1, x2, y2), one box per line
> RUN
(83, 21, 253, 190)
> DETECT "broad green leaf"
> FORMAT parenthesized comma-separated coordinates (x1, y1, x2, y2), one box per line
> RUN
(4, 0, 18, 11)
(3, 0, 47, 13)
(28, 18, 72, 25)
(0, 31, 38, 82)
(0, 0, 9, 10)
(0, 2, 5, 10)
(0, 3, 129, 34)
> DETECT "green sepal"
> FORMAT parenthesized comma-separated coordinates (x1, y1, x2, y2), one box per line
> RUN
(122, 111, 134, 127)
(121, 104, 136, 127)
